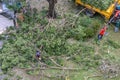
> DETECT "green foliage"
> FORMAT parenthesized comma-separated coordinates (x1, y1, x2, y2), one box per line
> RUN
(78, 16, 92, 27)
(65, 16, 100, 40)
(66, 25, 86, 40)
(81, 0, 114, 10)
(65, 42, 81, 56)
(23, 9, 48, 26)
(27, 71, 33, 75)
(16, 75, 23, 80)
(6, 0, 24, 12)
(36, 26, 67, 56)
(0, 10, 101, 73)
(0, 22, 82, 72)
(72, 46, 101, 69)
(84, 28, 94, 38)
(78, 16, 100, 38)
(3, 77, 9, 80)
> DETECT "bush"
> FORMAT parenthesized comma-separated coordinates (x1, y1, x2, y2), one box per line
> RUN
(84, 20, 100, 38)
(84, 28, 94, 38)
(66, 16, 100, 39)
(66, 25, 86, 40)
(78, 16, 93, 27)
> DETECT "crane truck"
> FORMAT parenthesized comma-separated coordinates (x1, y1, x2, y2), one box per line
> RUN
(75, 0, 120, 20)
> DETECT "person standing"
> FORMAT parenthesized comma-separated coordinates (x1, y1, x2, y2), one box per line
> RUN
(98, 26, 107, 40)
(13, 10, 18, 28)
(115, 19, 120, 32)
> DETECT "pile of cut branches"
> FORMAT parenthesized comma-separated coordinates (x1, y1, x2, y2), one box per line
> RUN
(81, 0, 114, 10)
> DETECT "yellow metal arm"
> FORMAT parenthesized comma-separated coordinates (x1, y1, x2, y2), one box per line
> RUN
(75, 0, 120, 19)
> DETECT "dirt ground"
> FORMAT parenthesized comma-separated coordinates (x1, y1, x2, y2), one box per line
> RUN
(9, 68, 40, 80)
(29, 0, 76, 13)
(8, 0, 120, 80)
(28, 0, 48, 11)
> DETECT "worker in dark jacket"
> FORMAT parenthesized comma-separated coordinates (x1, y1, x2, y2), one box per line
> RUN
(36, 50, 41, 60)
(115, 19, 120, 32)
(98, 26, 107, 40)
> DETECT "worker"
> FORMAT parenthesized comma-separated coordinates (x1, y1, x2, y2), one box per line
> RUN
(108, 5, 120, 24)
(17, 2, 22, 9)
(114, 10, 120, 22)
(13, 10, 18, 28)
(98, 26, 107, 40)
(114, 4, 120, 32)
(36, 50, 41, 60)
(115, 19, 120, 32)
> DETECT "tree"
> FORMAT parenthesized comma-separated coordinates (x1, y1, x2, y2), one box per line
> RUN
(47, 0, 57, 18)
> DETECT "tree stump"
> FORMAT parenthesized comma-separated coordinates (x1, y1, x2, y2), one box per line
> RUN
(47, 0, 57, 18)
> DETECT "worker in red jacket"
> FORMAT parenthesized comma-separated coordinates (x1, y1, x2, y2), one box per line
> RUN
(98, 26, 107, 40)
(115, 10, 120, 17)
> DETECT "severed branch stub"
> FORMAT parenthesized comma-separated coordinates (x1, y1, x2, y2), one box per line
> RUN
(49, 57, 62, 67)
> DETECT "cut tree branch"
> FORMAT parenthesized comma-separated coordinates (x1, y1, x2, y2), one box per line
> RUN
(49, 57, 62, 67)
(23, 66, 82, 71)
(84, 75, 102, 80)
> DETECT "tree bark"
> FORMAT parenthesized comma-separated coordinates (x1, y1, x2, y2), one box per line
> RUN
(47, 0, 57, 18)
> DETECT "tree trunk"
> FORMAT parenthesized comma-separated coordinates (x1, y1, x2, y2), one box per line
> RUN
(47, 0, 57, 18)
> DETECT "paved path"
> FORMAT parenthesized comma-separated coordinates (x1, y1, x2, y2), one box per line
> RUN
(0, 15, 13, 34)
(0, 15, 13, 80)
(0, 15, 13, 49)
(0, 69, 7, 80)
